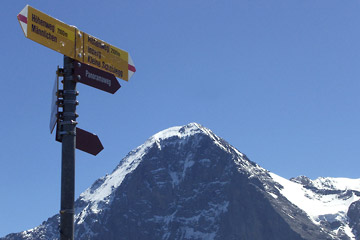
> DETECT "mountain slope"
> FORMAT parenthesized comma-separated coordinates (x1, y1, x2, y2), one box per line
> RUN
(1, 123, 359, 240)
(283, 175, 360, 239)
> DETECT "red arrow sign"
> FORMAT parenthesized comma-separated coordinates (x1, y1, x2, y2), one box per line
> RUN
(75, 128, 104, 155)
(56, 127, 104, 156)
(74, 61, 121, 94)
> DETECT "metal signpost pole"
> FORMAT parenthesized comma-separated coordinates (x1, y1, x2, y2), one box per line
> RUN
(60, 56, 77, 240)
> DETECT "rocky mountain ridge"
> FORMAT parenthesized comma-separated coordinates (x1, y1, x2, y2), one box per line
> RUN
(1, 123, 359, 240)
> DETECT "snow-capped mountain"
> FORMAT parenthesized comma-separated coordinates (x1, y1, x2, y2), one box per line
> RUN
(1, 123, 359, 240)
(271, 174, 360, 239)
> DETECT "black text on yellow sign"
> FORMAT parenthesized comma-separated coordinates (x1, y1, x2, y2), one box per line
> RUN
(17, 5, 135, 81)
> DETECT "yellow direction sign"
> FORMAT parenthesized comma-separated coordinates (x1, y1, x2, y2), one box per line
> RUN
(77, 32, 134, 81)
(17, 5, 136, 81)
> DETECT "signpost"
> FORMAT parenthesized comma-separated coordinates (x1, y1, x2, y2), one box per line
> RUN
(18, 5, 136, 240)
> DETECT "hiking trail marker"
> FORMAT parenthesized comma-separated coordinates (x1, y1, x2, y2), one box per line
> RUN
(17, 5, 136, 82)
(74, 61, 121, 94)
(56, 127, 104, 156)
(17, 5, 136, 240)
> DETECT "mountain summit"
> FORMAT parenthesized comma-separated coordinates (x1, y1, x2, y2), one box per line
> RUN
(2, 123, 360, 240)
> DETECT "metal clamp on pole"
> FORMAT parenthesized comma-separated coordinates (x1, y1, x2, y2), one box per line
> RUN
(60, 209, 75, 214)
(62, 112, 79, 118)
(57, 100, 64, 108)
(57, 67, 64, 77)
(60, 120, 78, 126)
(63, 90, 79, 96)
(59, 130, 76, 136)
(57, 112, 64, 120)
(57, 90, 64, 98)
(64, 75, 74, 81)
(63, 100, 79, 105)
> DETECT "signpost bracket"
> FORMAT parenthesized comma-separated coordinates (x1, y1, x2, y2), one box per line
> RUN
(57, 67, 64, 77)
(59, 130, 76, 136)
(60, 120, 78, 126)
(63, 90, 79, 95)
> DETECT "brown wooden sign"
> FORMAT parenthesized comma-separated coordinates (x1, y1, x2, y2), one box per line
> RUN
(74, 61, 121, 94)
(56, 127, 104, 156)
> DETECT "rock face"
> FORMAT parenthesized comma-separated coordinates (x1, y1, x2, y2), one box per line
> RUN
(348, 200, 360, 239)
(1, 123, 359, 240)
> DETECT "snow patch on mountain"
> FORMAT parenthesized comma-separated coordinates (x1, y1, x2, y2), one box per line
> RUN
(270, 172, 360, 239)
(79, 145, 143, 213)
(312, 177, 360, 192)
(151, 122, 202, 141)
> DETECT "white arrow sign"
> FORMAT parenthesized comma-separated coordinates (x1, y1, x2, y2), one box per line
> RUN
(50, 75, 59, 133)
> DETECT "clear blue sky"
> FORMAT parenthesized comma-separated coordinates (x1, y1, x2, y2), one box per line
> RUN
(1, 0, 359, 237)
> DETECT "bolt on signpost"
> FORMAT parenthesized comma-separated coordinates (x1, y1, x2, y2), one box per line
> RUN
(17, 5, 136, 240)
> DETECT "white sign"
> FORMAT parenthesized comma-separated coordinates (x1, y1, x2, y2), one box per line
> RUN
(50, 75, 58, 133)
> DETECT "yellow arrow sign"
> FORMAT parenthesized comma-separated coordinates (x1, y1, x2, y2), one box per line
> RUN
(77, 32, 132, 81)
(17, 5, 136, 81)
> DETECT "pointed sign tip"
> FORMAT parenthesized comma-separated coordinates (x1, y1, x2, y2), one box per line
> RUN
(17, 5, 28, 36)
(75, 128, 104, 156)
